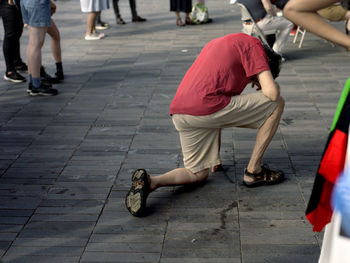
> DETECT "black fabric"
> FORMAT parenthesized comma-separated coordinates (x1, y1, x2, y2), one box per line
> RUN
(0, 0, 24, 73)
(273, 0, 289, 10)
(237, 0, 266, 21)
(342, 0, 350, 11)
(170, 0, 192, 13)
(113, 0, 138, 19)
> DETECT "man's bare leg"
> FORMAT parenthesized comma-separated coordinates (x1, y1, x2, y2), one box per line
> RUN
(47, 19, 61, 63)
(27, 26, 47, 80)
(245, 97, 285, 181)
(150, 168, 209, 191)
(125, 168, 209, 216)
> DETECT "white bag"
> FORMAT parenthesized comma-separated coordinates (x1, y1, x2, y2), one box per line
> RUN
(318, 212, 350, 263)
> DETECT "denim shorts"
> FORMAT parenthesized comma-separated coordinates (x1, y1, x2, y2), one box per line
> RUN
(20, 0, 51, 27)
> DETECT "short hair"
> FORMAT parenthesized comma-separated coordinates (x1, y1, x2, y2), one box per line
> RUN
(263, 45, 282, 79)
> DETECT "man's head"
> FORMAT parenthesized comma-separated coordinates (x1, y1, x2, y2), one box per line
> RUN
(263, 45, 282, 79)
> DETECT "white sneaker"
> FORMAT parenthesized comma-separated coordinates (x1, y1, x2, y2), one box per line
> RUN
(84, 32, 105, 40)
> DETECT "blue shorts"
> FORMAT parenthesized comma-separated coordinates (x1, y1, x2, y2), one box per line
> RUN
(20, 0, 51, 27)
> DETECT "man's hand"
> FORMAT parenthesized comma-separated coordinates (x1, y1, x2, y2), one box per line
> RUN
(8, 0, 15, 6)
(251, 78, 262, 90)
(50, 0, 56, 16)
(261, 0, 277, 16)
(256, 70, 280, 101)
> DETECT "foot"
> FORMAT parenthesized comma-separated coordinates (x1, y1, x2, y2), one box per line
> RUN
(41, 66, 60, 84)
(116, 17, 126, 25)
(176, 18, 185, 27)
(125, 169, 151, 217)
(96, 21, 109, 30)
(28, 82, 58, 96)
(132, 16, 147, 22)
(212, 164, 224, 173)
(85, 32, 105, 40)
(243, 164, 284, 187)
(4, 71, 26, 83)
(185, 17, 192, 25)
(14, 62, 28, 72)
(55, 70, 64, 81)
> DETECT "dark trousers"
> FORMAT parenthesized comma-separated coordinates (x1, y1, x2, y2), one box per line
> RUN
(113, 0, 137, 19)
(0, 0, 24, 73)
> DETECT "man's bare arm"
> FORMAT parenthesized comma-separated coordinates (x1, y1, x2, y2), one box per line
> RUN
(257, 70, 280, 101)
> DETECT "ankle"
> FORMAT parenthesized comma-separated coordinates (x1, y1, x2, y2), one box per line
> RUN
(149, 177, 157, 192)
(246, 165, 262, 174)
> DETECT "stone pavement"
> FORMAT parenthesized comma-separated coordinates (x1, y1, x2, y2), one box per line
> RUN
(0, 0, 349, 262)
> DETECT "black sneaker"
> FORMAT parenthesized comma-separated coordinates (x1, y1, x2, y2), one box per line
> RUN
(55, 70, 64, 80)
(132, 16, 147, 22)
(96, 21, 109, 30)
(28, 82, 58, 96)
(15, 62, 28, 72)
(4, 71, 26, 83)
(40, 66, 60, 84)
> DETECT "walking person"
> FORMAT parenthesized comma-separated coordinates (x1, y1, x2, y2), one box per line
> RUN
(125, 33, 285, 217)
(0, 0, 27, 83)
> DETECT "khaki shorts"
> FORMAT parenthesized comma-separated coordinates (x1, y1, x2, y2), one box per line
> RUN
(318, 5, 347, 21)
(172, 93, 278, 173)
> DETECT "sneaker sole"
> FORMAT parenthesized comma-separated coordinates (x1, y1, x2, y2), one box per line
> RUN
(95, 26, 109, 30)
(3, 75, 26, 83)
(125, 169, 150, 216)
(28, 91, 57, 96)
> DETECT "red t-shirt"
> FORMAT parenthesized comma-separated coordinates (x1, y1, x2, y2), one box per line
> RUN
(170, 33, 270, 116)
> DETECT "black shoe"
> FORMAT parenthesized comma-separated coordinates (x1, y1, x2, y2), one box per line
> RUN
(55, 70, 64, 80)
(14, 62, 28, 72)
(96, 21, 109, 30)
(116, 17, 126, 25)
(4, 71, 26, 83)
(28, 82, 58, 96)
(41, 66, 60, 84)
(132, 16, 147, 22)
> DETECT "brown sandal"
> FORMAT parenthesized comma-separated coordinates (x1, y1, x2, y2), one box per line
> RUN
(243, 164, 284, 187)
(176, 18, 185, 27)
(125, 169, 151, 216)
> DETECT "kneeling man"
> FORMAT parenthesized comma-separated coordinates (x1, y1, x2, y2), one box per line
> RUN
(126, 33, 285, 217)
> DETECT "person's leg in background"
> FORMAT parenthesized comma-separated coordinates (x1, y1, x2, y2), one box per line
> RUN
(112, 0, 125, 24)
(96, 12, 109, 30)
(0, 1, 26, 83)
(258, 16, 293, 56)
(130, 0, 146, 22)
(85, 11, 105, 40)
(45, 19, 64, 80)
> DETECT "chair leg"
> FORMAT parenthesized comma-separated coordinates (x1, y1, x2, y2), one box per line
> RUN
(299, 29, 306, 48)
(293, 26, 300, 44)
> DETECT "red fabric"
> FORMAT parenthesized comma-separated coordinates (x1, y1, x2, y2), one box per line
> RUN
(319, 130, 347, 183)
(306, 181, 334, 232)
(169, 33, 270, 116)
(307, 130, 347, 232)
